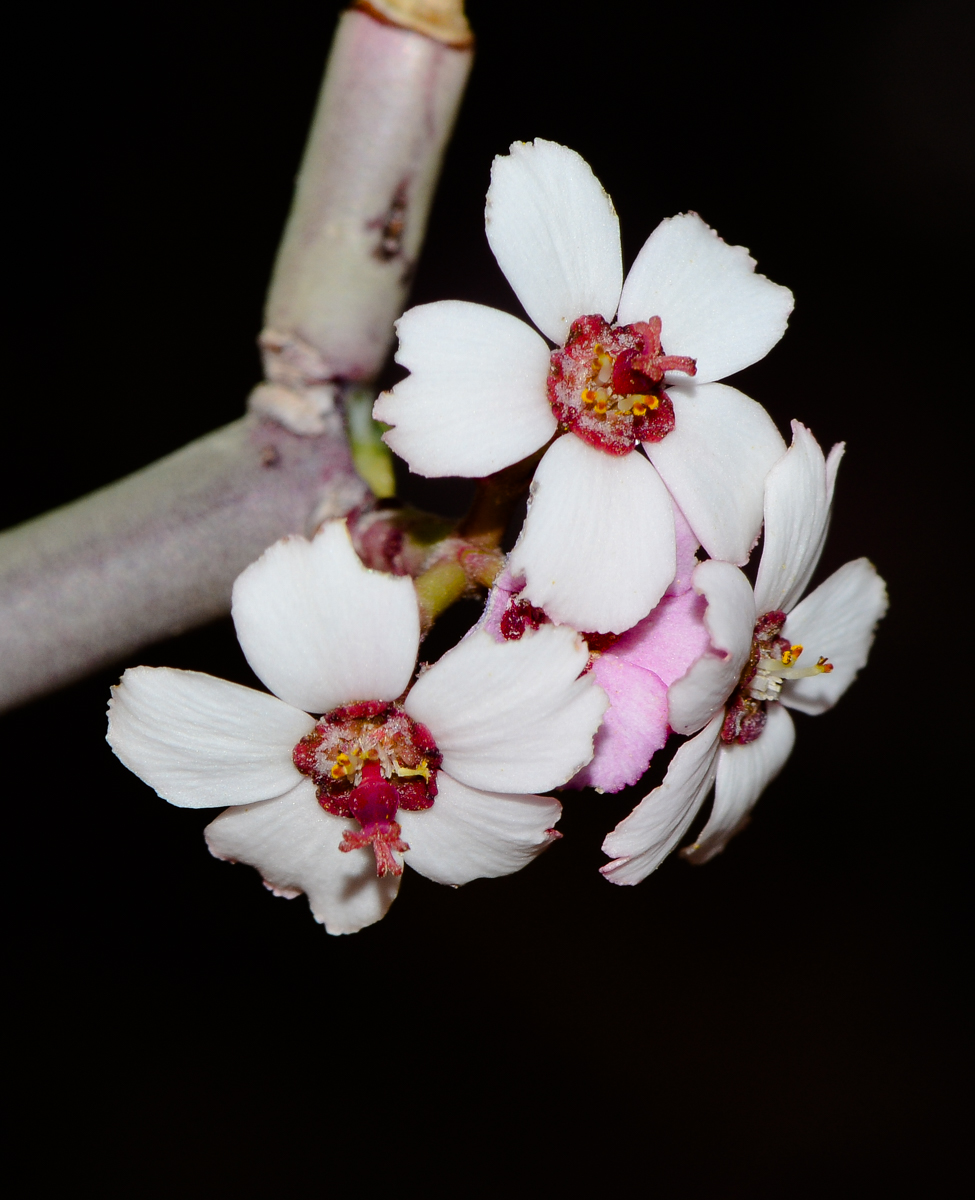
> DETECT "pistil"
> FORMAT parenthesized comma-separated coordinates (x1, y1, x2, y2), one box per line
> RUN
(548, 314, 695, 455)
(293, 701, 442, 876)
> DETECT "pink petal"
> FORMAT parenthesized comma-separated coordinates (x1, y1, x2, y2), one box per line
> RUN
(600, 714, 723, 885)
(616, 212, 793, 384)
(107, 666, 314, 809)
(373, 300, 555, 477)
(667, 503, 701, 598)
(204, 780, 401, 935)
(565, 655, 669, 794)
(398, 771, 561, 886)
(485, 139, 623, 345)
(231, 521, 420, 715)
(608, 586, 712, 688)
(683, 703, 796, 864)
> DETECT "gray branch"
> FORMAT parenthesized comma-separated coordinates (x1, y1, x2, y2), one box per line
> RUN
(0, 3, 473, 713)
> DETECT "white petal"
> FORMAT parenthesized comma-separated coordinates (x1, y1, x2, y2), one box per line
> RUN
(399, 771, 560, 886)
(684, 703, 796, 863)
(646, 383, 786, 565)
(753, 423, 844, 615)
(373, 301, 556, 478)
(616, 213, 793, 383)
(667, 561, 756, 735)
(508, 436, 676, 634)
(485, 139, 623, 345)
(205, 780, 400, 935)
(600, 714, 722, 885)
(780, 558, 888, 715)
(405, 626, 607, 794)
(231, 521, 419, 714)
(107, 666, 313, 808)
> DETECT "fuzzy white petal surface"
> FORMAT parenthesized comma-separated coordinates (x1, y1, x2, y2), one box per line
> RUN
(781, 559, 888, 715)
(508, 436, 676, 633)
(373, 301, 556, 477)
(399, 772, 560, 886)
(753, 423, 843, 615)
(107, 666, 313, 808)
(684, 704, 795, 863)
(601, 714, 722, 885)
(232, 522, 419, 715)
(616, 213, 793, 383)
(667, 561, 756, 735)
(405, 626, 607, 793)
(647, 383, 786, 565)
(485, 139, 623, 345)
(205, 780, 400, 935)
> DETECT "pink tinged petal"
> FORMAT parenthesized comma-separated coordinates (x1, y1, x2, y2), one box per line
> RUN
(231, 521, 420, 715)
(107, 666, 313, 808)
(753, 422, 845, 615)
(565, 656, 669, 793)
(205, 780, 400, 936)
(600, 713, 723, 886)
(616, 212, 794, 384)
(607, 588, 712, 687)
(404, 626, 607, 794)
(667, 561, 756, 735)
(780, 558, 888, 716)
(683, 703, 796, 864)
(475, 566, 525, 643)
(646, 383, 786, 566)
(373, 301, 556, 478)
(508, 436, 676, 634)
(398, 771, 561, 886)
(667, 503, 701, 597)
(485, 139, 623, 346)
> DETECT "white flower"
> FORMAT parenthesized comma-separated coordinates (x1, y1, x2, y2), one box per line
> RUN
(601, 423, 888, 883)
(107, 522, 607, 934)
(374, 139, 793, 633)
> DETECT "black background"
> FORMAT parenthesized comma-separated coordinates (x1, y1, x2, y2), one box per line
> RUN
(5, 1, 969, 1193)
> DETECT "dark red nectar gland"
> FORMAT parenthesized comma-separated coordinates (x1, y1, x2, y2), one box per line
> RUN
(293, 701, 442, 877)
(722, 612, 833, 745)
(548, 314, 696, 455)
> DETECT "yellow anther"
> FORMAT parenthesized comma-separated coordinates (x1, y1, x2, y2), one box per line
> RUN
(817, 656, 833, 673)
(647, 394, 659, 410)
(581, 387, 597, 406)
(394, 759, 432, 783)
(593, 392, 608, 415)
(631, 398, 647, 416)
(781, 644, 804, 666)
(330, 752, 352, 779)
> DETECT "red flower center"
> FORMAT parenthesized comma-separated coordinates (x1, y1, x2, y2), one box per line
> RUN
(293, 700, 442, 876)
(722, 613, 833, 744)
(548, 314, 696, 456)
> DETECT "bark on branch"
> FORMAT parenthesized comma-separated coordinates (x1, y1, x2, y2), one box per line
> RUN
(0, 3, 473, 713)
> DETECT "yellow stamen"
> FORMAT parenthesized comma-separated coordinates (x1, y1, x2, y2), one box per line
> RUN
(630, 398, 647, 416)
(781, 644, 803, 666)
(593, 389, 609, 415)
(330, 752, 352, 780)
(596, 352, 614, 384)
(394, 759, 432, 783)
(581, 387, 597, 406)
(817, 657, 833, 673)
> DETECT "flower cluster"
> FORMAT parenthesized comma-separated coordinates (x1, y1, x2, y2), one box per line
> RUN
(108, 139, 886, 933)
(377, 139, 887, 885)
